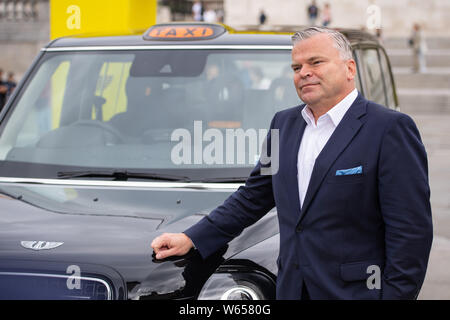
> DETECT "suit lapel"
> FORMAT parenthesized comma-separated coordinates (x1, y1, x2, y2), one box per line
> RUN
(283, 111, 307, 217)
(296, 94, 368, 225)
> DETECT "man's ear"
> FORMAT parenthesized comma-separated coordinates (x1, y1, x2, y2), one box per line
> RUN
(346, 59, 357, 81)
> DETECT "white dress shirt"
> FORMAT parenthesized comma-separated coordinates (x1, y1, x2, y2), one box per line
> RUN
(297, 89, 358, 209)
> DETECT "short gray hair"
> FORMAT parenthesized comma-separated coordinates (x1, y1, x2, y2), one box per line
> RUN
(291, 27, 353, 61)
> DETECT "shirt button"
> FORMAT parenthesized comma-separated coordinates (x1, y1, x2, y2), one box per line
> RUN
(296, 225, 304, 233)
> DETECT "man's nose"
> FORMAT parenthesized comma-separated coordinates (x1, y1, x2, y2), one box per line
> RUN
(299, 66, 312, 78)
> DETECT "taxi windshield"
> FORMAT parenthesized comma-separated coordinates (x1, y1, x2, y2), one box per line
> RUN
(0, 49, 301, 180)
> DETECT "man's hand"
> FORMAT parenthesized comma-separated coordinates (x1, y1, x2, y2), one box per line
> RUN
(151, 233, 194, 260)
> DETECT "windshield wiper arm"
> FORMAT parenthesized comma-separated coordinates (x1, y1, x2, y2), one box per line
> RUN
(56, 170, 191, 182)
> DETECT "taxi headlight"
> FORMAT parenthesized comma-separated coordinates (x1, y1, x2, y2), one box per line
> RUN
(220, 285, 260, 300)
(198, 272, 274, 300)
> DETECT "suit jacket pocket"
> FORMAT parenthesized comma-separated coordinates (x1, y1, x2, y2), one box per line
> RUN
(340, 259, 384, 282)
(326, 173, 364, 184)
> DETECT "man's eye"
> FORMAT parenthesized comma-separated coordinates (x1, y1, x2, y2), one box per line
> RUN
(313, 61, 322, 65)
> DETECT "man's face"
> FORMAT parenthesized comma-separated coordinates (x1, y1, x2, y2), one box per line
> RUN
(206, 64, 220, 80)
(291, 33, 356, 108)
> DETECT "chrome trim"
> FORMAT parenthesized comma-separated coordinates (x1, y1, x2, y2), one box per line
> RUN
(0, 272, 113, 300)
(20, 241, 64, 251)
(0, 177, 243, 190)
(42, 45, 293, 52)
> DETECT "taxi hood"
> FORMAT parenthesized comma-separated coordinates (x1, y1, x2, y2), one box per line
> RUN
(0, 181, 278, 299)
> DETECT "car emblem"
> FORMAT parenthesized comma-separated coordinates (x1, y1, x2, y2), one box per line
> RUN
(20, 241, 64, 251)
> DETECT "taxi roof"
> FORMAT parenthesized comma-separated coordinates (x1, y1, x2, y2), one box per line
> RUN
(46, 33, 293, 48)
(45, 24, 379, 49)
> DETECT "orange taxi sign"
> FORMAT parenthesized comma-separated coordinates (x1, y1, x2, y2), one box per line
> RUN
(144, 24, 226, 41)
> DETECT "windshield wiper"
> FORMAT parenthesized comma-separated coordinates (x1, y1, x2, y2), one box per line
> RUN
(199, 177, 248, 183)
(56, 170, 191, 182)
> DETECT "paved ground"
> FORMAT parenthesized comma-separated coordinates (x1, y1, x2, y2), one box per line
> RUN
(407, 113, 450, 300)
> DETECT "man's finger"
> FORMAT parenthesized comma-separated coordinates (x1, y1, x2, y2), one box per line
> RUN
(151, 234, 169, 250)
(155, 247, 178, 260)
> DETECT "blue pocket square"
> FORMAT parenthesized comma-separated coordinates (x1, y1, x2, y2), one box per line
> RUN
(335, 165, 363, 176)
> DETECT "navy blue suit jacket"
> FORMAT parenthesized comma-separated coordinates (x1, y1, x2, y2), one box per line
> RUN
(184, 93, 433, 299)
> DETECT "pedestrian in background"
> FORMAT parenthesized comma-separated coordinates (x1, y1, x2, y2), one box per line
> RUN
(216, 8, 224, 23)
(192, 0, 203, 21)
(259, 9, 267, 26)
(6, 72, 16, 101)
(248, 66, 271, 90)
(321, 3, 331, 27)
(0, 69, 8, 110)
(203, 5, 217, 23)
(409, 23, 427, 73)
(307, 0, 319, 26)
(375, 28, 384, 45)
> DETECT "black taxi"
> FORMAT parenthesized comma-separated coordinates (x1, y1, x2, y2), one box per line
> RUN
(0, 23, 398, 300)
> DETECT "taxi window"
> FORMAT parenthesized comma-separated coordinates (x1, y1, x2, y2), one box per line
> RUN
(0, 49, 297, 173)
(4, 56, 72, 150)
(379, 49, 397, 108)
(352, 50, 363, 93)
(360, 48, 386, 105)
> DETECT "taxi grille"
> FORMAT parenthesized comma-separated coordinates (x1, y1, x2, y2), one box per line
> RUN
(0, 272, 113, 300)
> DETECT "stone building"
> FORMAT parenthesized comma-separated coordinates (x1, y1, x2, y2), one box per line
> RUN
(0, 0, 49, 79)
(1, 0, 450, 79)
(224, 0, 450, 37)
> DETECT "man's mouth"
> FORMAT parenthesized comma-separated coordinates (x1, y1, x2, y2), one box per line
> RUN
(300, 83, 319, 89)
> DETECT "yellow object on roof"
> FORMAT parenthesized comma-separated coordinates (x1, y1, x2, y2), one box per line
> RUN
(50, 0, 157, 39)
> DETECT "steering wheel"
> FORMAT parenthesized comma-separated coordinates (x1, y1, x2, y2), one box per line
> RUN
(71, 119, 125, 144)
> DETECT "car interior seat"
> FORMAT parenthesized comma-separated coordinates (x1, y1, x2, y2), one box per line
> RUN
(109, 76, 166, 137)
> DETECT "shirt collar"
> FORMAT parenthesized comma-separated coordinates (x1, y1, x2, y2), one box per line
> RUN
(301, 88, 358, 127)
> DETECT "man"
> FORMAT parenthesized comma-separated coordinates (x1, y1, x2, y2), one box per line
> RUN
(410, 23, 426, 73)
(307, 0, 319, 26)
(0, 69, 8, 110)
(203, 5, 217, 23)
(259, 9, 267, 26)
(152, 27, 433, 300)
(5, 72, 17, 101)
(192, 0, 203, 22)
(321, 3, 332, 27)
